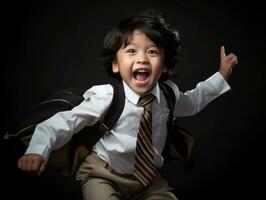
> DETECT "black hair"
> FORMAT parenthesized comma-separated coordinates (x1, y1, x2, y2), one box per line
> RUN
(100, 10, 182, 80)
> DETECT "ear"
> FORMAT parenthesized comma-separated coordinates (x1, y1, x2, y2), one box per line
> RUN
(112, 59, 119, 73)
(162, 65, 168, 73)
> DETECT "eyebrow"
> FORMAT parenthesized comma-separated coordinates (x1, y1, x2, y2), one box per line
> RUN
(124, 43, 159, 48)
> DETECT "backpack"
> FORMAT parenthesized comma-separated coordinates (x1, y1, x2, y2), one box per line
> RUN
(159, 83, 195, 170)
(4, 80, 194, 176)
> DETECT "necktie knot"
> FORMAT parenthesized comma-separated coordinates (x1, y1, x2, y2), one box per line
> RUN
(138, 93, 155, 109)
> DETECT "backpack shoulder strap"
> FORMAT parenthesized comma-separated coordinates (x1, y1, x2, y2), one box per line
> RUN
(66, 80, 125, 175)
(100, 79, 125, 132)
(159, 81, 176, 117)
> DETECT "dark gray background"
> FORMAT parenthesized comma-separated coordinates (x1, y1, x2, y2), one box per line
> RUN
(1, 0, 264, 199)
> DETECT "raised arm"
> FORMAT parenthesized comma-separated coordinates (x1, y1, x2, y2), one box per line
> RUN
(169, 46, 237, 117)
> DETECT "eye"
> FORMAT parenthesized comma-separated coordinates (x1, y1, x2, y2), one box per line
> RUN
(126, 48, 136, 54)
(147, 49, 159, 55)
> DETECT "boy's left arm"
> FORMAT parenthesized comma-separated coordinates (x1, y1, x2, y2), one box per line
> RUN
(218, 46, 238, 81)
(169, 46, 238, 117)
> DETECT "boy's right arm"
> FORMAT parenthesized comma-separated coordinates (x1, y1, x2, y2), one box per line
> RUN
(18, 154, 46, 176)
(17, 84, 114, 175)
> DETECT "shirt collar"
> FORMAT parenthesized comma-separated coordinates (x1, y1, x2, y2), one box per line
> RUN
(122, 81, 161, 105)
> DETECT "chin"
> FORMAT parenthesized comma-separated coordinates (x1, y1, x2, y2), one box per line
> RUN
(134, 85, 154, 95)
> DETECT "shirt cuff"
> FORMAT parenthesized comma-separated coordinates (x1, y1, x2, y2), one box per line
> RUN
(206, 72, 231, 94)
(25, 143, 51, 163)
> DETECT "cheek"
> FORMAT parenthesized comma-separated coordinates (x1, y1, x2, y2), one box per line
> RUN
(153, 61, 166, 74)
(119, 56, 132, 67)
(123, 57, 133, 66)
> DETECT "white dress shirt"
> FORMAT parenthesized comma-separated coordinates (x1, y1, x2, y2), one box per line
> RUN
(25, 72, 230, 174)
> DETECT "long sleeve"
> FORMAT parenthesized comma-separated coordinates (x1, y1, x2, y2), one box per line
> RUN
(166, 72, 231, 117)
(25, 84, 114, 162)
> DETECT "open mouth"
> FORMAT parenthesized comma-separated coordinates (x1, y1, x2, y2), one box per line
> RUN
(133, 68, 151, 82)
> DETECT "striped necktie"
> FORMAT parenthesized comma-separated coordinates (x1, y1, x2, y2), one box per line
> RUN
(133, 93, 157, 186)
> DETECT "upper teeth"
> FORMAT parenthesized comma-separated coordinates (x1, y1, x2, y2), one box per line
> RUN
(136, 69, 148, 72)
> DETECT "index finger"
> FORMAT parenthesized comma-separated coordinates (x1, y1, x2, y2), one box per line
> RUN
(220, 45, 225, 58)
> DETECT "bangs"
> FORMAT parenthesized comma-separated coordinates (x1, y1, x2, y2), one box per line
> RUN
(119, 24, 164, 49)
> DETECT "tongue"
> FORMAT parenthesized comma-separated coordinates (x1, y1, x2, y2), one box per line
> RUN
(136, 73, 148, 81)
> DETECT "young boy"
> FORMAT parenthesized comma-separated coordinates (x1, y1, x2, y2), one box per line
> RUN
(18, 10, 238, 200)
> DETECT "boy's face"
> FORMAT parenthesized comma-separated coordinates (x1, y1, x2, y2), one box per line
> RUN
(112, 30, 166, 95)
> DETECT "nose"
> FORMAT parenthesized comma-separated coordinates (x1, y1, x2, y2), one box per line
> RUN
(136, 52, 149, 65)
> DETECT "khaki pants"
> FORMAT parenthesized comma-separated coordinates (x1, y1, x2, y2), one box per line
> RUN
(76, 152, 177, 200)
